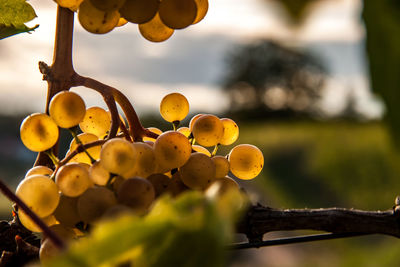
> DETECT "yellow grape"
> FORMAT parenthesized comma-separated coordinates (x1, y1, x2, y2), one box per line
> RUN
(192, 144, 211, 157)
(16, 175, 60, 217)
(139, 13, 174, 43)
(147, 173, 170, 197)
(119, 0, 159, 24)
(117, 17, 128, 27)
(189, 113, 203, 131)
(154, 131, 192, 172)
(123, 142, 156, 179)
(117, 178, 155, 214)
(205, 176, 241, 200)
(39, 238, 61, 263)
(25, 166, 53, 178)
(144, 140, 155, 147)
(78, 0, 120, 34)
(55, 163, 92, 197)
(228, 144, 264, 180)
(177, 127, 190, 137)
(69, 133, 101, 164)
(159, 93, 189, 122)
(42, 224, 76, 243)
(54, 0, 83, 11)
(89, 160, 110, 186)
(107, 111, 126, 135)
(90, 0, 125, 11)
(112, 175, 125, 192)
(18, 211, 57, 233)
(165, 171, 188, 196)
(220, 118, 239, 146)
(208, 176, 239, 192)
(79, 106, 111, 138)
(20, 113, 59, 152)
(193, 0, 208, 24)
(77, 186, 117, 223)
(192, 114, 224, 147)
(211, 155, 230, 178)
(159, 0, 197, 29)
(54, 194, 81, 227)
(179, 152, 216, 190)
(143, 127, 162, 142)
(100, 138, 137, 176)
(49, 91, 86, 129)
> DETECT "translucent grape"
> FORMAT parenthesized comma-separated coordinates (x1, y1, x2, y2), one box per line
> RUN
(177, 127, 191, 137)
(78, 0, 120, 34)
(192, 144, 211, 157)
(25, 166, 53, 178)
(42, 224, 76, 242)
(189, 113, 203, 131)
(54, 0, 83, 11)
(123, 142, 156, 179)
(117, 177, 155, 214)
(147, 173, 170, 197)
(89, 160, 111, 186)
(49, 91, 86, 129)
(159, 0, 197, 29)
(20, 113, 59, 152)
(205, 176, 241, 199)
(16, 175, 60, 217)
(90, 0, 125, 11)
(228, 144, 264, 180)
(100, 138, 137, 176)
(77, 186, 117, 223)
(211, 155, 230, 178)
(139, 13, 174, 43)
(165, 171, 188, 197)
(79, 106, 112, 138)
(40, 238, 61, 263)
(220, 118, 239, 146)
(69, 133, 101, 164)
(54, 194, 81, 227)
(56, 163, 92, 197)
(117, 17, 128, 27)
(179, 152, 216, 190)
(192, 114, 224, 147)
(143, 127, 162, 142)
(18, 211, 57, 233)
(193, 0, 209, 24)
(159, 93, 189, 123)
(154, 131, 192, 172)
(119, 0, 159, 24)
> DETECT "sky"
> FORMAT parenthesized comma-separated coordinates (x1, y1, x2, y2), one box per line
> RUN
(0, 0, 383, 118)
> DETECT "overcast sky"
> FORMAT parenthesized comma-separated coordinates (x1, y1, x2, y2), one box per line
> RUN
(0, 0, 383, 118)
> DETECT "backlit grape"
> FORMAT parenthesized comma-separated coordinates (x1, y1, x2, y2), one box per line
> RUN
(228, 144, 264, 180)
(78, 0, 120, 34)
(192, 114, 224, 147)
(159, 93, 189, 122)
(49, 91, 86, 128)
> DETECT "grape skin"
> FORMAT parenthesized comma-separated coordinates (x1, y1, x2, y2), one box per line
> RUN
(25, 166, 53, 178)
(100, 138, 137, 176)
(177, 127, 191, 137)
(192, 114, 224, 147)
(18, 211, 57, 233)
(179, 152, 216, 190)
(228, 144, 264, 180)
(54, 0, 83, 11)
(79, 106, 112, 138)
(159, 92, 189, 122)
(49, 91, 86, 129)
(69, 133, 101, 164)
(189, 113, 203, 131)
(89, 160, 111, 186)
(90, 0, 125, 11)
(220, 118, 239, 146)
(78, 0, 120, 34)
(192, 144, 211, 157)
(193, 0, 209, 24)
(211, 155, 230, 178)
(159, 0, 197, 29)
(117, 178, 155, 214)
(139, 13, 174, 43)
(123, 142, 156, 179)
(56, 163, 92, 197)
(54, 194, 81, 227)
(143, 127, 162, 142)
(147, 173, 171, 197)
(119, 0, 159, 24)
(20, 113, 59, 152)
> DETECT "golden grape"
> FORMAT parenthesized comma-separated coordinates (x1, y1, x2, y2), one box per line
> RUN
(159, 93, 189, 123)
(193, 0, 208, 24)
(69, 133, 101, 164)
(49, 91, 86, 129)
(177, 126, 191, 137)
(147, 173, 170, 197)
(117, 177, 155, 214)
(18, 211, 57, 233)
(90, 0, 125, 11)
(220, 118, 239, 146)
(78, 0, 120, 34)
(55, 163, 92, 197)
(119, 0, 159, 24)
(143, 127, 162, 142)
(54, 194, 81, 227)
(192, 114, 224, 147)
(100, 138, 137, 175)
(89, 160, 111, 186)
(79, 106, 112, 138)
(25, 166, 53, 178)
(139, 13, 174, 43)
(123, 142, 156, 178)
(159, 0, 197, 29)
(228, 144, 264, 180)
(211, 155, 230, 178)
(189, 113, 203, 131)
(192, 144, 211, 157)
(179, 152, 216, 190)
(54, 0, 83, 11)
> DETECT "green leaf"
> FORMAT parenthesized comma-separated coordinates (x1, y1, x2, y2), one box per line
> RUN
(44, 191, 247, 267)
(0, 0, 38, 39)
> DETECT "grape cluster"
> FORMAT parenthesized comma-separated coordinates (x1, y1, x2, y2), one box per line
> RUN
(17, 91, 263, 262)
(54, 0, 209, 42)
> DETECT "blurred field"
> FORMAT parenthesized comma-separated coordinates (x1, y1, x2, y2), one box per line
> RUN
(1, 119, 400, 266)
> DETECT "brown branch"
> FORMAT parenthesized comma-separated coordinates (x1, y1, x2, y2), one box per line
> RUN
(237, 203, 400, 243)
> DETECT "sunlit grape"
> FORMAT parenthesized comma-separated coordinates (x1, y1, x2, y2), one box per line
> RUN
(159, 0, 197, 29)
(177, 127, 191, 137)
(193, 0, 208, 24)
(90, 0, 125, 11)
(139, 13, 174, 43)
(79, 106, 112, 138)
(117, 177, 155, 214)
(123, 142, 156, 178)
(220, 118, 239, 146)
(16, 175, 60, 217)
(116, 17, 128, 27)
(25, 166, 53, 178)
(192, 144, 211, 157)
(18, 211, 57, 233)
(228, 144, 264, 180)
(111, 175, 125, 192)
(211, 155, 230, 178)
(20, 113, 59, 152)
(78, 0, 120, 34)
(42, 224, 76, 242)
(160, 93, 189, 122)
(54, 0, 83, 11)
(54, 194, 81, 227)
(192, 114, 224, 147)
(89, 160, 111, 186)
(179, 152, 216, 190)
(56, 163, 92, 197)
(143, 127, 162, 142)
(165, 171, 188, 196)
(189, 113, 203, 131)
(119, 0, 159, 24)
(49, 91, 86, 129)
(39, 238, 61, 263)
(69, 133, 101, 164)
(147, 173, 170, 197)
(100, 138, 137, 176)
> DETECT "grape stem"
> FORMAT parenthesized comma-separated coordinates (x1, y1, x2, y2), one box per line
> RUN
(0, 179, 66, 249)
(68, 128, 96, 163)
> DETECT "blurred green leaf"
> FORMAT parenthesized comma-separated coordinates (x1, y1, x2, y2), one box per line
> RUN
(0, 0, 38, 40)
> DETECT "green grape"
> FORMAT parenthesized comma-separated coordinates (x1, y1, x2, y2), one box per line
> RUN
(89, 160, 111, 186)
(220, 118, 239, 146)
(154, 131, 192, 172)
(192, 114, 224, 147)
(18, 210, 57, 233)
(79, 106, 112, 138)
(54, 194, 81, 227)
(228, 144, 264, 180)
(16, 175, 60, 217)
(147, 173, 170, 197)
(119, 0, 159, 24)
(77, 186, 117, 223)
(90, 0, 126, 11)
(211, 155, 230, 178)
(193, 0, 208, 24)
(49, 91, 86, 129)
(139, 13, 174, 43)
(159, 0, 197, 29)
(78, 0, 120, 34)
(20, 113, 59, 152)
(179, 152, 216, 190)
(143, 127, 162, 142)
(192, 144, 211, 157)
(54, 0, 83, 11)
(100, 138, 137, 176)
(25, 166, 53, 178)
(189, 113, 203, 131)
(69, 133, 101, 164)
(123, 142, 156, 179)
(117, 177, 155, 214)
(55, 163, 92, 197)
(165, 171, 188, 197)
(177, 126, 191, 137)
(160, 93, 189, 123)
